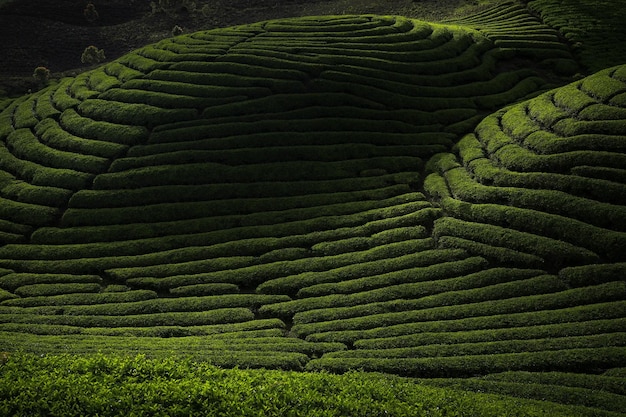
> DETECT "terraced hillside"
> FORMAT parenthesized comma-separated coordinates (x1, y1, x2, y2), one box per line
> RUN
(0, 1, 625, 415)
(527, 0, 626, 72)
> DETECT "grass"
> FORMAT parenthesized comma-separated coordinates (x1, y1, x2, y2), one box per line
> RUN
(0, 1, 625, 415)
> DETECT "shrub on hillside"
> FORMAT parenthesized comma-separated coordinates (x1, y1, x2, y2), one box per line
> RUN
(32, 67, 50, 86)
(81, 46, 106, 66)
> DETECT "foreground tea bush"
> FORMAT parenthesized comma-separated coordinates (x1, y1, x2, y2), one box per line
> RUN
(0, 353, 611, 417)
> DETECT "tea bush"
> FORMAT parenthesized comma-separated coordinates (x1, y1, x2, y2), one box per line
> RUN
(0, 353, 606, 417)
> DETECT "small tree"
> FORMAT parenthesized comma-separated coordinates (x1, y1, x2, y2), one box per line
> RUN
(172, 25, 184, 36)
(81, 45, 106, 65)
(33, 66, 50, 86)
(84, 2, 99, 23)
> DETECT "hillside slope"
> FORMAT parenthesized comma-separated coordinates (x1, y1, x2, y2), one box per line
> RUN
(0, 2, 625, 415)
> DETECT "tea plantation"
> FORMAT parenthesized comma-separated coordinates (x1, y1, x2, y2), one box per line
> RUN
(0, 1, 625, 415)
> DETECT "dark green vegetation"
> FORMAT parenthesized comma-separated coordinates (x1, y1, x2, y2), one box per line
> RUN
(4, 353, 615, 417)
(0, 0, 625, 415)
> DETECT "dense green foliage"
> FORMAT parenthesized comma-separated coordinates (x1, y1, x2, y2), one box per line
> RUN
(0, 353, 618, 417)
(0, 1, 625, 415)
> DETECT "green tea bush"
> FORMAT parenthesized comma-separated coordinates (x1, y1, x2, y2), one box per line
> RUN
(296, 250, 473, 298)
(62, 186, 412, 225)
(465, 151, 626, 206)
(0, 13, 624, 400)
(604, 368, 626, 377)
(262, 267, 544, 320)
(0, 288, 16, 303)
(11, 96, 39, 128)
(552, 83, 597, 112)
(0, 196, 58, 227)
(580, 72, 626, 102)
(256, 238, 436, 295)
(149, 69, 305, 96)
(0, 273, 102, 291)
(91, 157, 422, 189)
(473, 76, 545, 110)
(0, 237, 260, 273)
(0, 180, 71, 208)
(103, 62, 145, 83)
(429, 373, 626, 413)
(326, 333, 626, 361)
(25, 217, 420, 272)
(183, 56, 312, 81)
(307, 347, 626, 377)
(443, 146, 626, 231)
(87, 69, 122, 92)
(79, 318, 286, 338)
(53, 294, 289, 317)
(137, 46, 208, 65)
(110, 143, 428, 171)
(122, 76, 266, 100)
(553, 118, 626, 137)
(98, 87, 230, 110)
(437, 236, 546, 268)
(293, 282, 625, 339)
(0, 307, 255, 328)
(259, 248, 311, 264)
(120, 240, 433, 293)
(0, 352, 605, 417)
(483, 371, 626, 396)
(35, 195, 420, 244)
(356, 318, 626, 350)
(306, 300, 626, 345)
(51, 79, 82, 110)
(6, 127, 109, 174)
(14, 283, 101, 297)
(0, 323, 83, 335)
(559, 263, 626, 287)
(294, 274, 564, 326)
(69, 174, 417, 208)
(433, 217, 600, 268)
(60, 109, 149, 145)
(578, 103, 626, 121)
(0, 220, 31, 239)
(33, 90, 61, 120)
(1, 289, 157, 308)
(0, 230, 26, 245)
(169, 283, 240, 297)
(34, 118, 127, 159)
(68, 72, 100, 101)
(0, 141, 91, 192)
(438, 197, 626, 262)
(571, 166, 626, 183)
(77, 99, 197, 128)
